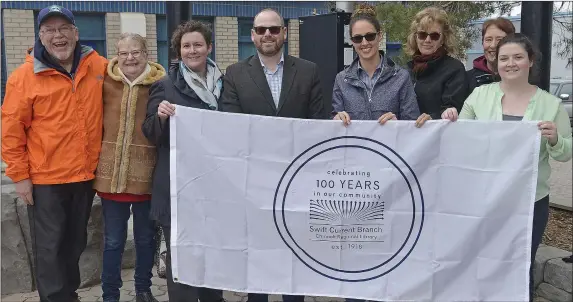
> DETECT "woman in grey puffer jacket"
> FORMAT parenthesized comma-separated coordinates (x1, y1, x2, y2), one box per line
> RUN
(332, 5, 429, 127)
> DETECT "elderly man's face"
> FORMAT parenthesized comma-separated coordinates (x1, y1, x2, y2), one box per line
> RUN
(39, 16, 79, 64)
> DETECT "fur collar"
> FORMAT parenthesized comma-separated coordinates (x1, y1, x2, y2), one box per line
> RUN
(106, 57, 166, 85)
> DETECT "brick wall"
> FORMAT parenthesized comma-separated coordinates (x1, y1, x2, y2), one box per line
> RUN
(288, 19, 299, 58)
(3, 9, 35, 75)
(145, 14, 158, 63)
(105, 13, 121, 59)
(214, 17, 239, 73)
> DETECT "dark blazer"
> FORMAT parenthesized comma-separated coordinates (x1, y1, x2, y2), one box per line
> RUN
(407, 55, 469, 119)
(221, 54, 327, 119)
(141, 64, 217, 227)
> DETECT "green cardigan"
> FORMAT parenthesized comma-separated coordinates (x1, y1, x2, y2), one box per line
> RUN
(459, 82, 572, 201)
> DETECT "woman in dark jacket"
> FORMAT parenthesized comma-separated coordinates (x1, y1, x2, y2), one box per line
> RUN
(405, 7, 469, 120)
(142, 20, 224, 302)
(466, 17, 515, 93)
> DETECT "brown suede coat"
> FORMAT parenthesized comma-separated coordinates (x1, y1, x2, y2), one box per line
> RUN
(94, 58, 166, 194)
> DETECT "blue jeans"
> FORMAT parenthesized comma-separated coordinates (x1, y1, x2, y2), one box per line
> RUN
(101, 199, 157, 302)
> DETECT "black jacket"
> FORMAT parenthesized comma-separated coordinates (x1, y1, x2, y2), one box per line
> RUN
(407, 55, 469, 119)
(220, 54, 327, 119)
(466, 56, 498, 94)
(467, 67, 496, 94)
(142, 64, 218, 227)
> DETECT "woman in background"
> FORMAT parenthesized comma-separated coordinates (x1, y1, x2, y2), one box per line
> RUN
(466, 17, 515, 93)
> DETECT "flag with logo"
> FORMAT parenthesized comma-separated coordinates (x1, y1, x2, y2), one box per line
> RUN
(169, 106, 539, 302)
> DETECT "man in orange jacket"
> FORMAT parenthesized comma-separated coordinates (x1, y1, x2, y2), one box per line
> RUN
(1, 5, 107, 302)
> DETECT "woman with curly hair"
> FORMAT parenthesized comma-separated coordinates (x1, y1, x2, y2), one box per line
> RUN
(405, 7, 469, 121)
(142, 20, 224, 302)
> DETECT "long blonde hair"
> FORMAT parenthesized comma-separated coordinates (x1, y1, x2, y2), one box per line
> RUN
(405, 7, 457, 56)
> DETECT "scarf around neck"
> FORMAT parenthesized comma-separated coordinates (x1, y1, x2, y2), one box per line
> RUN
(412, 46, 447, 75)
(179, 59, 222, 110)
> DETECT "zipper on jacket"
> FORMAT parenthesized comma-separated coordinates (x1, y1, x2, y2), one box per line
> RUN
(116, 85, 134, 193)
(71, 73, 76, 92)
(359, 70, 384, 103)
(357, 67, 396, 119)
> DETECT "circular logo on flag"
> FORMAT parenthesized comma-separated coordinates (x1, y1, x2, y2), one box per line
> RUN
(273, 136, 425, 282)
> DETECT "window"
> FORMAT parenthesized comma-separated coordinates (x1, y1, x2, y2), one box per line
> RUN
(560, 83, 572, 96)
(156, 16, 215, 70)
(550, 83, 560, 95)
(34, 12, 106, 57)
(156, 15, 168, 69)
(238, 18, 288, 61)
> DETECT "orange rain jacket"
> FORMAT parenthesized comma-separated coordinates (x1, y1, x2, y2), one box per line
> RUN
(1, 46, 107, 184)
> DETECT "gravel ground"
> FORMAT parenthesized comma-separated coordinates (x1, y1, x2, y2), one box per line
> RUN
(543, 207, 573, 252)
(544, 159, 572, 252)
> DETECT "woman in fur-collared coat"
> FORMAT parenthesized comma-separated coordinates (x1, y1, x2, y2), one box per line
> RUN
(93, 32, 165, 302)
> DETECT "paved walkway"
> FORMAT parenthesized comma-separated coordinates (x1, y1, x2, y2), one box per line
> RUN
(0, 267, 552, 302)
(0, 268, 346, 302)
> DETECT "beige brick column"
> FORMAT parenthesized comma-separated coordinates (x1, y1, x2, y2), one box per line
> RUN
(214, 17, 238, 73)
(105, 13, 121, 59)
(3, 9, 35, 75)
(145, 14, 158, 63)
(288, 19, 299, 58)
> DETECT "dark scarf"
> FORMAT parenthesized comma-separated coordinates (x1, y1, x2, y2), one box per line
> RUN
(412, 46, 447, 75)
(473, 55, 494, 74)
(33, 38, 81, 78)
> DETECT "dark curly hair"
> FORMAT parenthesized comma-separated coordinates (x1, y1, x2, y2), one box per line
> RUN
(170, 20, 212, 59)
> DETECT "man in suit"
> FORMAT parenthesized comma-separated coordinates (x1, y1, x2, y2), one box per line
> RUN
(220, 8, 325, 302)
(221, 8, 326, 120)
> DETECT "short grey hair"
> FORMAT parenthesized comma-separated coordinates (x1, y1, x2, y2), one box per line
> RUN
(115, 32, 148, 53)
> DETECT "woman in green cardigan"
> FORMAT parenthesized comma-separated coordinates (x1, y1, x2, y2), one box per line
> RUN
(441, 33, 572, 301)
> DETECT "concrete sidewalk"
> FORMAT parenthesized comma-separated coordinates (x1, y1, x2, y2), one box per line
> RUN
(0, 267, 553, 302)
(1, 268, 168, 302)
(0, 267, 345, 302)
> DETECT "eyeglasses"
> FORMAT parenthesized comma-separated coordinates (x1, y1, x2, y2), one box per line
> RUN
(416, 31, 441, 41)
(350, 32, 378, 44)
(40, 25, 75, 36)
(118, 50, 145, 59)
(253, 26, 283, 35)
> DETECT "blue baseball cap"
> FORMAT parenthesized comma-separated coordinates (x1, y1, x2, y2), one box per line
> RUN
(37, 5, 75, 28)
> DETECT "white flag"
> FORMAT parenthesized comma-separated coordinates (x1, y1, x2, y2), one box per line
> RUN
(169, 106, 540, 302)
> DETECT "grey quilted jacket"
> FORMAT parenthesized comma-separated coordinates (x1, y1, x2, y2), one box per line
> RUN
(332, 55, 420, 120)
